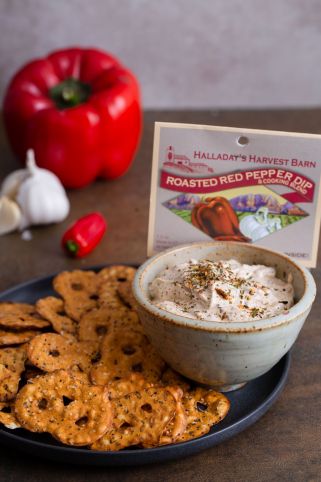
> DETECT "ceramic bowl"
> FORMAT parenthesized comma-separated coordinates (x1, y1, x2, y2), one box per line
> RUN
(133, 242, 316, 391)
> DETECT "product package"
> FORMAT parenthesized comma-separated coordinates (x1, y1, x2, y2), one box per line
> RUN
(148, 123, 321, 267)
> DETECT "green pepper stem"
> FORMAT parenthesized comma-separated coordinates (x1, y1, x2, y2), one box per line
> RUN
(65, 240, 79, 255)
(49, 78, 91, 110)
(62, 87, 74, 102)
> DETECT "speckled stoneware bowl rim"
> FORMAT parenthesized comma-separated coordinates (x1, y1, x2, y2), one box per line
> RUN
(133, 242, 316, 333)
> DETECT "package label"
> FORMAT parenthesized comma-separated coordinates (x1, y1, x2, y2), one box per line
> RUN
(148, 123, 321, 267)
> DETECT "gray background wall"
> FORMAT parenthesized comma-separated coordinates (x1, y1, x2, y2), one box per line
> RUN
(1, 0, 321, 108)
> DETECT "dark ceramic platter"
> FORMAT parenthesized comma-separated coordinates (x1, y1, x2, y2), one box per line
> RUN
(0, 269, 290, 466)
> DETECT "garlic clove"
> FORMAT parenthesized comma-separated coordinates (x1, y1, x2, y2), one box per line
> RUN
(1, 169, 29, 200)
(0, 149, 64, 200)
(0, 196, 22, 235)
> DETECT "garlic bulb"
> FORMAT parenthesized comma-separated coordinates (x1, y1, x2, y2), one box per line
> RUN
(16, 150, 70, 229)
(0, 149, 70, 232)
(239, 207, 282, 241)
(0, 196, 21, 235)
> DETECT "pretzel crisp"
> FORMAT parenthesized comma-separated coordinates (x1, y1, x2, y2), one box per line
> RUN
(36, 297, 77, 335)
(27, 333, 99, 373)
(53, 270, 99, 321)
(0, 302, 50, 330)
(91, 387, 177, 451)
(0, 402, 20, 429)
(107, 373, 152, 400)
(79, 305, 142, 343)
(176, 388, 230, 442)
(14, 369, 113, 446)
(98, 266, 137, 285)
(117, 280, 137, 310)
(97, 266, 136, 309)
(0, 329, 40, 347)
(158, 386, 187, 446)
(90, 328, 165, 385)
(0, 346, 27, 401)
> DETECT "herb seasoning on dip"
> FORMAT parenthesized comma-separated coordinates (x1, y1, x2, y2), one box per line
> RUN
(149, 259, 294, 322)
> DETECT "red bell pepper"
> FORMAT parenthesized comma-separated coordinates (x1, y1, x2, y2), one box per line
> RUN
(3, 47, 142, 188)
(62, 212, 107, 257)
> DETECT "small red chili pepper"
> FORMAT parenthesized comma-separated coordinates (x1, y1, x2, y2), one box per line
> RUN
(62, 212, 107, 258)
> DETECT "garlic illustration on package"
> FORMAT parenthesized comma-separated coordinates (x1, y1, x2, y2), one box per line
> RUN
(0, 149, 70, 235)
(239, 207, 281, 242)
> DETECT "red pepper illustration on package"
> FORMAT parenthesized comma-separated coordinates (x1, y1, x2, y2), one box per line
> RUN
(3, 47, 142, 188)
(191, 197, 249, 241)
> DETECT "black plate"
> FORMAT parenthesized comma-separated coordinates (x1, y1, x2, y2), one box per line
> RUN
(0, 269, 291, 466)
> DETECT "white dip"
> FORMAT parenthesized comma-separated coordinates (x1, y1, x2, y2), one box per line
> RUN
(149, 259, 294, 322)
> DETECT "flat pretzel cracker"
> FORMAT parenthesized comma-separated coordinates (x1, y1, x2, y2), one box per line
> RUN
(79, 306, 142, 343)
(117, 281, 137, 309)
(158, 386, 187, 445)
(36, 297, 77, 335)
(0, 345, 27, 401)
(91, 387, 177, 451)
(176, 388, 230, 442)
(27, 333, 99, 373)
(90, 327, 165, 385)
(0, 402, 20, 429)
(98, 266, 137, 284)
(53, 270, 99, 321)
(14, 369, 113, 446)
(0, 329, 40, 347)
(107, 373, 152, 400)
(97, 266, 136, 309)
(0, 302, 50, 330)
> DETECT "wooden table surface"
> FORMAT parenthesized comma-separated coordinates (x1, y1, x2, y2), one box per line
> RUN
(0, 110, 320, 482)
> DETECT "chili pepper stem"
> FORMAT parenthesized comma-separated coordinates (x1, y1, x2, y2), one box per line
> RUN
(65, 240, 79, 255)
